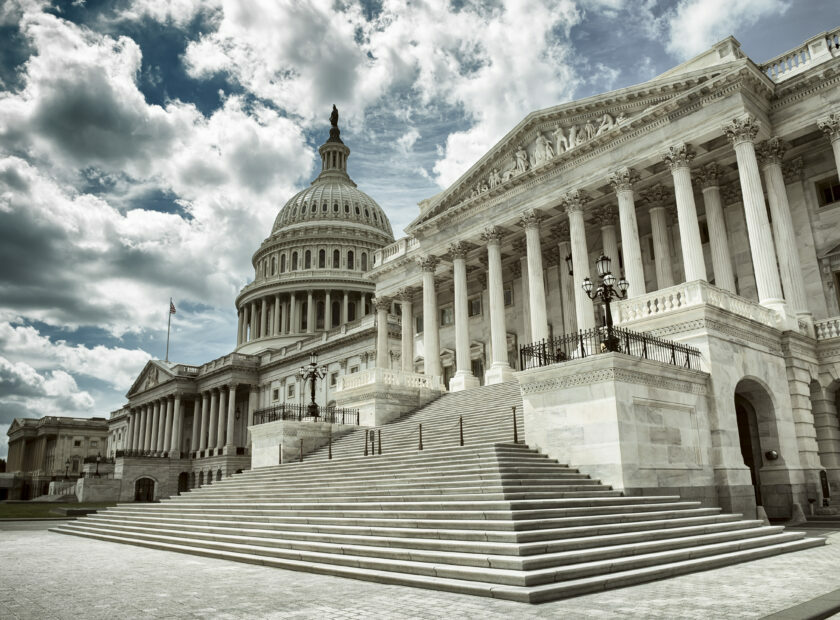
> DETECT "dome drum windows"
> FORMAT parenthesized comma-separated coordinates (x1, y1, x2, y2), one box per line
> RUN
(292, 252, 299, 271)
(333, 249, 340, 268)
(347, 250, 355, 271)
(304, 250, 312, 269)
(318, 249, 326, 268)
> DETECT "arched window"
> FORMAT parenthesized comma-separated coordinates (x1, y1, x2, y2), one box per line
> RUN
(280, 254, 286, 272)
(311, 203, 316, 213)
(348, 301, 356, 322)
(333, 203, 339, 213)
(331, 301, 341, 327)
(322, 202, 327, 212)
(344, 203, 350, 214)
(292, 252, 298, 270)
(347, 251, 354, 270)
(271, 256, 276, 275)
(333, 249, 340, 268)
(305, 250, 311, 269)
(355, 205, 360, 215)
(361, 252, 368, 271)
(318, 249, 326, 268)
(216, 469, 222, 481)
(316, 301, 325, 329)
(364, 208, 370, 218)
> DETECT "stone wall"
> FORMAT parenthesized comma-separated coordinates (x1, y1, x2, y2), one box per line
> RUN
(250, 419, 357, 468)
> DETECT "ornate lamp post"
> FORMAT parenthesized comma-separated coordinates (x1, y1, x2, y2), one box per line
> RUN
(64, 458, 70, 480)
(299, 352, 327, 418)
(581, 254, 629, 352)
(95, 452, 101, 478)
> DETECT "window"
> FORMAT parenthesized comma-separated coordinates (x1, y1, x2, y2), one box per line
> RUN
(292, 252, 298, 270)
(355, 205, 360, 215)
(348, 302, 356, 322)
(468, 297, 481, 317)
(317, 301, 325, 329)
(74, 440, 81, 447)
(331, 301, 341, 327)
(304, 250, 311, 269)
(817, 175, 840, 206)
(344, 203, 350, 213)
(333, 203, 339, 212)
(322, 202, 327, 212)
(699, 219, 710, 245)
(361, 252, 368, 271)
(280, 254, 286, 272)
(333, 249, 340, 268)
(311, 203, 316, 213)
(287, 384, 295, 398)
(301, 303, 308, 330)
(347, 251, 355, 270)
(350, 366, 359, 374)
(90, 440, 98, 448)
(271, 256, 276, 275)
(272, 388, 279, 401)
(318, 249, 326, 268)
(415, 315, 423, 334)
(364, 208, 370, 218)
(503, 287, 513, 306)
(440, 306, 454, 326)
(330, 372, 338, 387)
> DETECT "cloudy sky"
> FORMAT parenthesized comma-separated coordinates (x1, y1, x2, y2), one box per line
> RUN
(0, 0, 834, 458)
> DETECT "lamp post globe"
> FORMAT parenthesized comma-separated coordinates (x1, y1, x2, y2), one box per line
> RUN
(581, 254, 628, 352)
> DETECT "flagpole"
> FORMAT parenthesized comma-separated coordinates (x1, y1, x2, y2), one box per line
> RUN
(165, 298, 172, 362)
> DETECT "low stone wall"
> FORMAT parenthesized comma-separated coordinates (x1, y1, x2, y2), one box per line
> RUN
(250, 420, 357, 468)
(75, 477, 122, 503)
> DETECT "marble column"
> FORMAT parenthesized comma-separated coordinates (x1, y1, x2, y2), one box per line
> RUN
(149, 401, 160, 453)
(236, 310, 243, 345)
(163, 397, 173, 454)
(325, 291, 332, 330)
(190, 399, 200, 453)
(259, 298, 267, 338)
(171, 395, 182, 456)
(216, 388, 227, 451)
(520, 210, 549, 343)
(818, 112, 840, 175)
(449, 242, 479, 391)
(361, 293, 368, 316)
(419, 256, 442, 378)
(374, 297, 390, 369)
(642, 185, 675, 290)
(758, 138, 810, 317)
(554, 225, 577, 335)
(695, 164, 737, 293)
(208, 389, 219, 451)
(136, 408, 144, 450)
(663, 143, 707, 282)
(289, 292, 297, 334)
(398, 289, 415, 372)
(481, 227, 513, 383)
(198, 392, 209, 453)
(273, 295, 281, 335)
(126, 412, 135, 451)
(250, 301, 257, 340)
(723, 116, 785, 313)
(513, 240, 531, 345)
(563, 190, 596, 330)
(610, 167, 646, 298)
(306, 290, 314, 334)
(225, 385, 237, 453)
(242, 305, 249, 343)
(342, 292, 349, 324)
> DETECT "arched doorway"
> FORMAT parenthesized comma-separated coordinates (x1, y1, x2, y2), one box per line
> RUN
(734, 378, 781, 509)
(134, 477, 155, 502)
(216, 469, 222, 481)
(177, 472, 189, 495)
(735, 394, 762, 505)
(198, 471, 204, 486)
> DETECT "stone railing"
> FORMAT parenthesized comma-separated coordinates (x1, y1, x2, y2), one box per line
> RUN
(336, 368, 442, 392)
(372, 237, 419, 268)
(198, 352, 258, 374)
(815, 317, 840, 340)
(759, 29, 840, 82)
(616, 280, 780, 329)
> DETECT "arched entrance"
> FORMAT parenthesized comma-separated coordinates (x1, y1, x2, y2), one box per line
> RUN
(177, 472, 189, 495)
(198, 471, 204, 486)
(734, 378, 781, 510)
(134, 477, 155, 502)
(735, 394, 762, 505)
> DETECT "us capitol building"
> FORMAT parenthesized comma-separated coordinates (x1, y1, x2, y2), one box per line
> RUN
(6, 30, 840, 523)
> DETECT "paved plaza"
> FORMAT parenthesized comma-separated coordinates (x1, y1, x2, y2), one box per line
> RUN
(0, 521, 839, 619)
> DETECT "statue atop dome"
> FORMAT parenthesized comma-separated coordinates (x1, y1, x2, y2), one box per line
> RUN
(328, 104, 343, 144)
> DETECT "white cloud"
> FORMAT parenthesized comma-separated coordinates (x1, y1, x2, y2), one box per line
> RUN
(396, 128, 420, 155)
(664, 0, 790, 60)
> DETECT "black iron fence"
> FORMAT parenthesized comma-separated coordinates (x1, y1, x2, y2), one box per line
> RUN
(115, 449, 179, 459)
(519, 326, 701, 370)
(253, 403, 360, 426)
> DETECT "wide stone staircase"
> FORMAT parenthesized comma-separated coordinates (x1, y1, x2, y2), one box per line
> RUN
(53, 382, 823, 603)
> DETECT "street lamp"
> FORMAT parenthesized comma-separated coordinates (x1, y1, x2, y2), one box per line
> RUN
(64, 458, 70, 480)
(95, 452, 101, 478)
(299, 352, 327, 418)
(581, 254, 629, 352)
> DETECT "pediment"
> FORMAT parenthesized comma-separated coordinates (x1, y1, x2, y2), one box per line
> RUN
(126, 360, 175, 398)
(408, 60, 748, 231)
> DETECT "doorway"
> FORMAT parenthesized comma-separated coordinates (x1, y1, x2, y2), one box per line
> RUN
(735, 395, 763, 505)
(134, 477, 155, 502)
(177, 472, 189, 495)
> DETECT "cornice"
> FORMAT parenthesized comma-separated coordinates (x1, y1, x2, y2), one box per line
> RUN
(769, 60, 840, 110)
(520, 366, 707, 396)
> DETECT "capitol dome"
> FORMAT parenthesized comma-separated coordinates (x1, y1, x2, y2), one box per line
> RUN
(234, 107, 394, 353)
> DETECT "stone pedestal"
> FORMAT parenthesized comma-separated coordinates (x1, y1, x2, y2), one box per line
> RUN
(335, 368, 443, 427)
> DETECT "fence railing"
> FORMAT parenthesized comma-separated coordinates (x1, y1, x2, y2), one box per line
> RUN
(519, 326, 701, 371)
(115, 449, 178, 459)
(253, 403, 360, 426)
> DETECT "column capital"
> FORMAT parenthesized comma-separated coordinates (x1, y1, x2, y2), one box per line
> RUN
(448, 241, 469, 260)
(396, 287, 416, 301)
(695, 162, 723, 189)
(480, 226, 505, 245)
(417, 255, 439, 272)
(640, 183, 670, 209)
(722, 115, 760, 147)
(662, 142, 695, 171)
(756, 137, 788, 168)
(561, 189, 590, 214)
(608, 167, 639, 193)
(592, 204, 618, 227)
(783, 156, 805, 184)
(373, 296, 391, 311)
(818, 111, 840, 143)
(518, 208, 542, 230)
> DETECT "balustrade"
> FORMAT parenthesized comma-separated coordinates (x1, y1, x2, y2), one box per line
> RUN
(815, 317, 840, 340)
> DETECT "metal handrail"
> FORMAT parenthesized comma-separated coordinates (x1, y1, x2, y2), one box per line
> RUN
(253, 403, 360, 426)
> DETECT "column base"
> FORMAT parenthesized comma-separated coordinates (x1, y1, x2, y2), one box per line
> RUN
(485, 363, 514, 385)
(449, 372, 480, 392)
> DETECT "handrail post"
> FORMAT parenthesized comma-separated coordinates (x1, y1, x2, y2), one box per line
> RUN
(512, 406, 518, 444)
(419, 423, 423, 451)
(459, 416, 464, 447)
(328, 427, 332, 460)
(364, 431, 368, 456)
(378, 429, 382, 455)
(299, 438, 303, 462)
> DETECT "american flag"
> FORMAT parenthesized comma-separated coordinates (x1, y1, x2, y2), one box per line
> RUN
(169, 299, 176, 315)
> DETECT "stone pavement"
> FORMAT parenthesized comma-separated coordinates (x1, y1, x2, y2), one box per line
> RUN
(1, 522, 839, 619)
